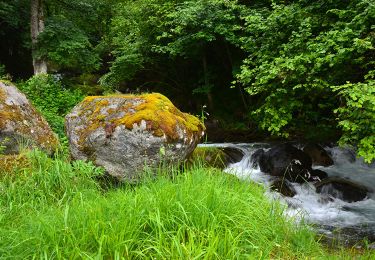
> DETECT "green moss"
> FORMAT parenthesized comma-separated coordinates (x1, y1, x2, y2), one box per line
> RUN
(76, 93, 205, 151)
(188, 147, 227, 169)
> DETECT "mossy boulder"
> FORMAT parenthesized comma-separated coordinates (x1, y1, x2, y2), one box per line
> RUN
(0, 81, 59, 155)
(65, 93, 205, 182)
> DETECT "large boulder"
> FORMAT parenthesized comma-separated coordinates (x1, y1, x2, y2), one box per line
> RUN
(0, 81, 59, 155)
(303, 143, 333, 167)
(65, 93, 205, 182)
(252, 144, 314, 183)
(315, 177, 370, 203)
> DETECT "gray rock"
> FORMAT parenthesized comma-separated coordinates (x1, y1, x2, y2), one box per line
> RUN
(0, 81, 59, 154)
(65, 93, 204, 182)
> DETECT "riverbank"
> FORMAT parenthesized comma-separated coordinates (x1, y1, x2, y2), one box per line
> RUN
(0, 150, 373, 258)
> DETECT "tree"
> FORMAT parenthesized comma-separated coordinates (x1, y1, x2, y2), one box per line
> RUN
(0, 0, 33, 77)
(31, 0, 48, 74)
(235, 0, 374, 161)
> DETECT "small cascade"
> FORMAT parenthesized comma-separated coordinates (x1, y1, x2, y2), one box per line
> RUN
(199, 143, 375, 245)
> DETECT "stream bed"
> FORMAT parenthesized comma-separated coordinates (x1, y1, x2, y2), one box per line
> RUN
(199, 143, 375, 247)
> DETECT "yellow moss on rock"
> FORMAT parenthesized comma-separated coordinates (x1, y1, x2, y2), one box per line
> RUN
(0, 87, 5, 100)
(0, 81, 59, 154)
(76, 93, 205, 146)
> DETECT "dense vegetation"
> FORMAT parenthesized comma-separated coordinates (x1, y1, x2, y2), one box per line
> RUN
(1, 0, 374, 161)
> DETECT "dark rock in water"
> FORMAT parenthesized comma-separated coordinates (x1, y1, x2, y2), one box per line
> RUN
(250, 149, 265, 168)
(315, 177, 370, 202)
(310, 169, 328, 181)
(222, 147, 244, 164)
(258, 143, 313, 183)
(319, 224, 375, 247)
(270, 178, 296, 197)
(303, 143, 334, 167)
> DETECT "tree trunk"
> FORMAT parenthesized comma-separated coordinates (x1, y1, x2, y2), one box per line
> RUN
(31, 0, 47, 75)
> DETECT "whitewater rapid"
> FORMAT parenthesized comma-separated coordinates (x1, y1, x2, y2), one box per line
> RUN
(199, 143, 375, 244)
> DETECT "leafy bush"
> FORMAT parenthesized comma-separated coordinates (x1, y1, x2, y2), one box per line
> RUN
(18, 74, 84, 137)
(233, 0, 374, 159)
(333, 77, 375, 163)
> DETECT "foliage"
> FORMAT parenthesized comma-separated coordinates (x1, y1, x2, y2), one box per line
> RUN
(0, 0, 374, 160)
(235, 0, 374, 140)
(0, 64, 6, 79)
(154, 0, 242, 57)
(333, 76, 375, 163)
(0, 0, 31, 77)
(99, 0, 175, 86)
(18, 74, 84, 136)
(37, 15, 100, 73)
(220, 0, 375, 159)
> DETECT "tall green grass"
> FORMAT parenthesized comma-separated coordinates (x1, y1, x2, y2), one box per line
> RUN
(0, 151, 372, 259)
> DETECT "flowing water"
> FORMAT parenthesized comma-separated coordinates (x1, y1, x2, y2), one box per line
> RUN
(199, 143, 375, 246)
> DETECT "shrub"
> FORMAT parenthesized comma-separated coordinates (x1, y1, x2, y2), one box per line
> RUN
(333, 77, 375, 163)
(18, 74, 84, 137)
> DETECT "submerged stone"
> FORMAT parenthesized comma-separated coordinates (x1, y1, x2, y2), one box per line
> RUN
(65, 93, 205, 182)
(255, 143, 313, 183)
(315, 177, 370, 203)
(0, 81, 59, 155)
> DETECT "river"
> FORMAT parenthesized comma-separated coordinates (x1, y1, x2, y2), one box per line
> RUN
(199, 143, 375, 246)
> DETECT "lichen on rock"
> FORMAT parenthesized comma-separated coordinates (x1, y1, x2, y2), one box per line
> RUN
(65, 92, 205, 182)
(0, 81, 59, 155)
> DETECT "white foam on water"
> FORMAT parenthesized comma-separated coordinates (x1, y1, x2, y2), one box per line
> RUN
(199, 143, 375, 238)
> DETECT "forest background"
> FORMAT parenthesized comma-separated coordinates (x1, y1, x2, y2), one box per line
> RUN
(0, 0, 374, 162)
